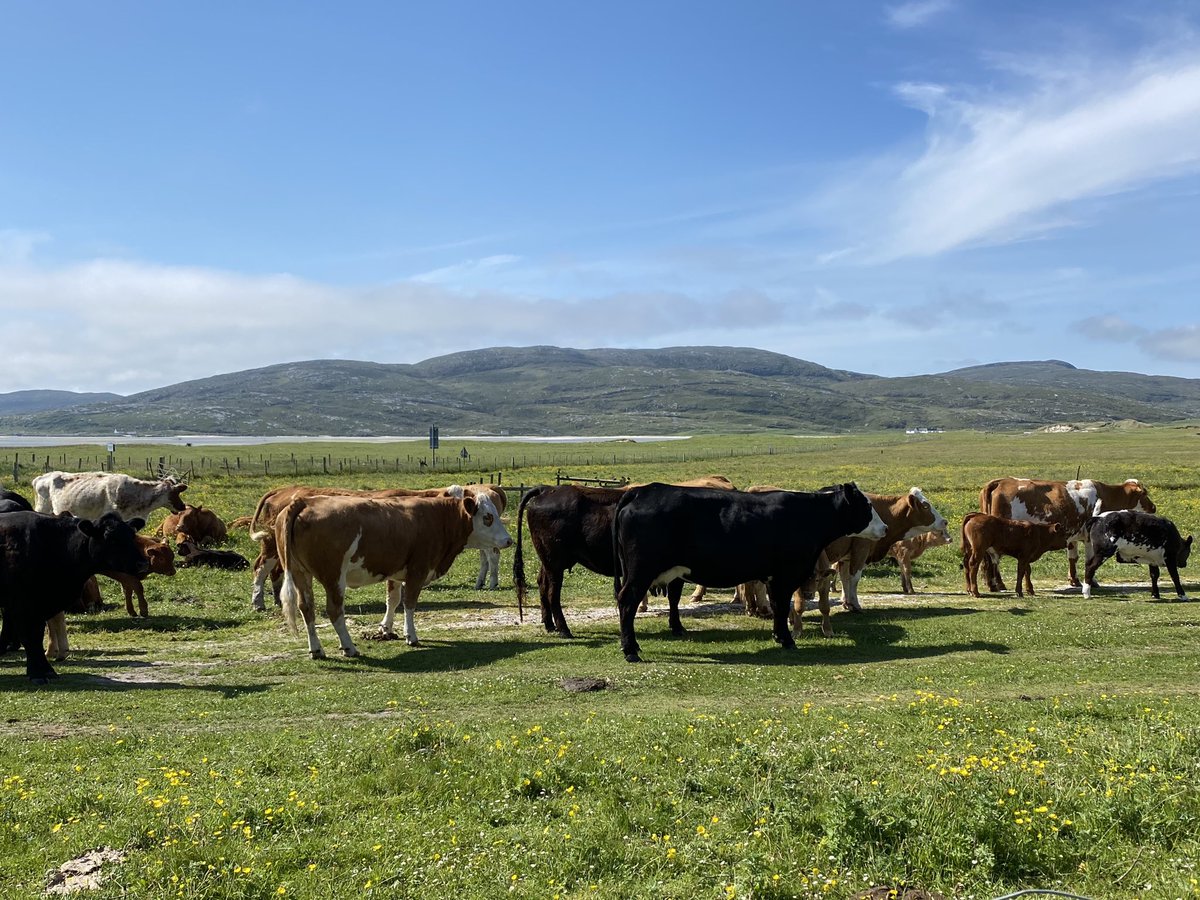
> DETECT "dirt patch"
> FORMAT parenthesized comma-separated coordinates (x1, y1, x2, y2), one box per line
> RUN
(45, 847, 125, 895)
(558, 676, 609, 693)
(854, 888, 946, 900)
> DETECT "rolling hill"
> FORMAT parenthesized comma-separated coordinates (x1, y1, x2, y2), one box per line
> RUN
(1, 347, 1198, 436)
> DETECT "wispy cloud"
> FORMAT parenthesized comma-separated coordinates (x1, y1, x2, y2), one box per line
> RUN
(815, 46, 1200, 262)
(1074, 314, 1200, 362)
(885, 0, 953, 30)
(411, 254, 523, 284)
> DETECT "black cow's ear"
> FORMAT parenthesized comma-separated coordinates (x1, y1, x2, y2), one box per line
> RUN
(128, 517, 146, 532)
(77, 518, 101, 539)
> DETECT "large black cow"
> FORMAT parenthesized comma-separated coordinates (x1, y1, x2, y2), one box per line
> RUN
(0, 511, 150, 682)
(512, 484, 626, 638)
(0, 490, 33, 514)
(611, 483, 886, 662)
(1082, 510, 1193, 601)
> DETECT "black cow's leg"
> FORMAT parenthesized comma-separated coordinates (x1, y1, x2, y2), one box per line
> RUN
(616, 583, 645, 662)
(1148, 564, 1162, 599)
(21, 615, 57, 683)
(667, 579, 685, 636)
(769, 583, 797, 650)
(1164, 562, 1188, 600)
(543, 567, 574, 638)
(0, 611, 18, 654)
(1082, 549, 1109, 599)
(537, 566, 555, 633)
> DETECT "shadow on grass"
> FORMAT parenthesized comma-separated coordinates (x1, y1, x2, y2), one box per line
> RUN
(650, 638, 1010, 667)
(316, 636, 607, 674)
(70, 614, 247, 635)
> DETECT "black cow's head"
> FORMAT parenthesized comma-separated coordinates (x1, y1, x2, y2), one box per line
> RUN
(78, 513, 151, 577)
(1180, 535, 1194, 568)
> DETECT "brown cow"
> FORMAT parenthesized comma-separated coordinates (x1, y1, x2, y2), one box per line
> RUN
(887, 528, 953, 594)
(248, 483, 496, 610)
(821, 488, 948, 611)
(961, 512, 1068, 598)
(160, 505, 228, 546)
(979, 477, 1154, 590)
(275, 492, 512, 658)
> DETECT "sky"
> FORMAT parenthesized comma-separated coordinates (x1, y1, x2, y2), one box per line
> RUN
(2, 0, 1199, 394)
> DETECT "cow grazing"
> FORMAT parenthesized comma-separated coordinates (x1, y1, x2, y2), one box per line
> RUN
(1, 489, 34, 513)
(160, 505, 227, 545)
(961, 513, 1068, 598)
(887, 528, 954, 594)
(511, 475, 736, 639)
(275, 492, 512, 658)
(1082, 511, 1193, 601)
(176, 540, 250, 571)
(247, 483, 495, 610)
(0, 511, 149, 682)
(32, 471, 187, 523)
(612, 483, 886, 662)
(979, 477, 1154, 590)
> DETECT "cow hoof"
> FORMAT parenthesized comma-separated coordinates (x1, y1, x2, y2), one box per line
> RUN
(779, 641, 797, 652)
(407, 639, 421, 647)
(310, 650, 326, 660)
(556, 629, 575, 640)
(252, 603, 266, 612)
(30, 676, 50, 686)
(624, 652, 643, 663)
(376, 630, 400, 641)
(342, 648, 360, 658)
(669, 625, 686, 637)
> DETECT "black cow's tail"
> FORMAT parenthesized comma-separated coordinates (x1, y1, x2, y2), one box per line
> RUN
(512, 486, 546, 616)
(612, 488, 638, 605)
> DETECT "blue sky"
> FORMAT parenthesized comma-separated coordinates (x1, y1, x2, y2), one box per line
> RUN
(2, 0, 1199, 393)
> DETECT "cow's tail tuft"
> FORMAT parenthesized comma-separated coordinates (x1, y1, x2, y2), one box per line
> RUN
(276, 498, 306, 633)
(512, 486, 545, 617)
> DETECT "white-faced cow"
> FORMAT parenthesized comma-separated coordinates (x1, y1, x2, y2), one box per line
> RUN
(276, 492, 512, 659)
(0, 511, 149, 682)
(32, 471, 187, 523)
(979, 477, 1154, 590)
(1082, 511, 1193, 601)
(472, 486, 509, 591)
(611, 483, 886, 662)
(961, 512, 1068, 598)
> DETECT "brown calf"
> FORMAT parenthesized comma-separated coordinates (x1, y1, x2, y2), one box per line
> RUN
(160, 504, 228, 546)
(887, 528, 953, 594)
(961, 512, 1068, 598)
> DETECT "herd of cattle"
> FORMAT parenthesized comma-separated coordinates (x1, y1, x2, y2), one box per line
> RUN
(0, 467, 1192, 681)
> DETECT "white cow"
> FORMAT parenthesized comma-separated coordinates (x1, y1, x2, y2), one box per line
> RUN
(32, 471, 187, 523)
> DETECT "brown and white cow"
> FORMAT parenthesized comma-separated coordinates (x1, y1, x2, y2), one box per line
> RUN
(160, 504, 227, 546)
(248, 483, 495, 610)
(979, 477, 1155, 590)
(961, 512, 1068, 598)
(32, 471, 186, 523)
(472, 486, 509, 591)
(820, 488, 948, 612)
(276, 492, 512, 658)
(887, 528, 953, 594)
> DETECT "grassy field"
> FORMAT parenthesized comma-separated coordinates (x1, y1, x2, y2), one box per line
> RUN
(2, 428, 1199, 899)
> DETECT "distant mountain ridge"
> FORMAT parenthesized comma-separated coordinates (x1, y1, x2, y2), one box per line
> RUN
(0, 389, 122, 416)
(1, 347, 1198, 435)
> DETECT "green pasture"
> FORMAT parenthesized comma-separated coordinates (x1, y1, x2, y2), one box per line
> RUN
(2, 428, 1199, 899)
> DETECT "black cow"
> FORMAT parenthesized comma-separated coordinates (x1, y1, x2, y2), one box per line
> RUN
(512, 485, 627, 638)
(176, 540, 250, 571)
(1082, 511, 1193, 601)
(0, 511, 149, 682)
(611, 483, 886, 662)
(0, 490, 33, 514)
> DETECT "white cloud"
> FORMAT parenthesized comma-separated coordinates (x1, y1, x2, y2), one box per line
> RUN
(1140, 324, 1200, 362)
(410, 254, 523, 284)
(885, 0, 954, 29)
(818, 48, 1200, 262)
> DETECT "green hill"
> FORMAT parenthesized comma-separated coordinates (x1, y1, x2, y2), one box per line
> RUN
(2, 347, 1198, 435)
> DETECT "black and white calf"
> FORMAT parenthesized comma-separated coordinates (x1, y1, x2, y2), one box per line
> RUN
(612, 482, 887, 662)
(1082, 510, 1193, 601)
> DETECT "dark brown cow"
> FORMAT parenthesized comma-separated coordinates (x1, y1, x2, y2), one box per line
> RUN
(979, 477, 1154, 589)
(961, 512, 1068, 598)
(275, 492, 511, 657)
(160, 505, 227, 545)
(177, 540, 250, 571)
(511, 476, 736, 637)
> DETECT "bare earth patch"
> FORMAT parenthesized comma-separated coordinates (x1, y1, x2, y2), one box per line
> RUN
(45, 847, 125, 895)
